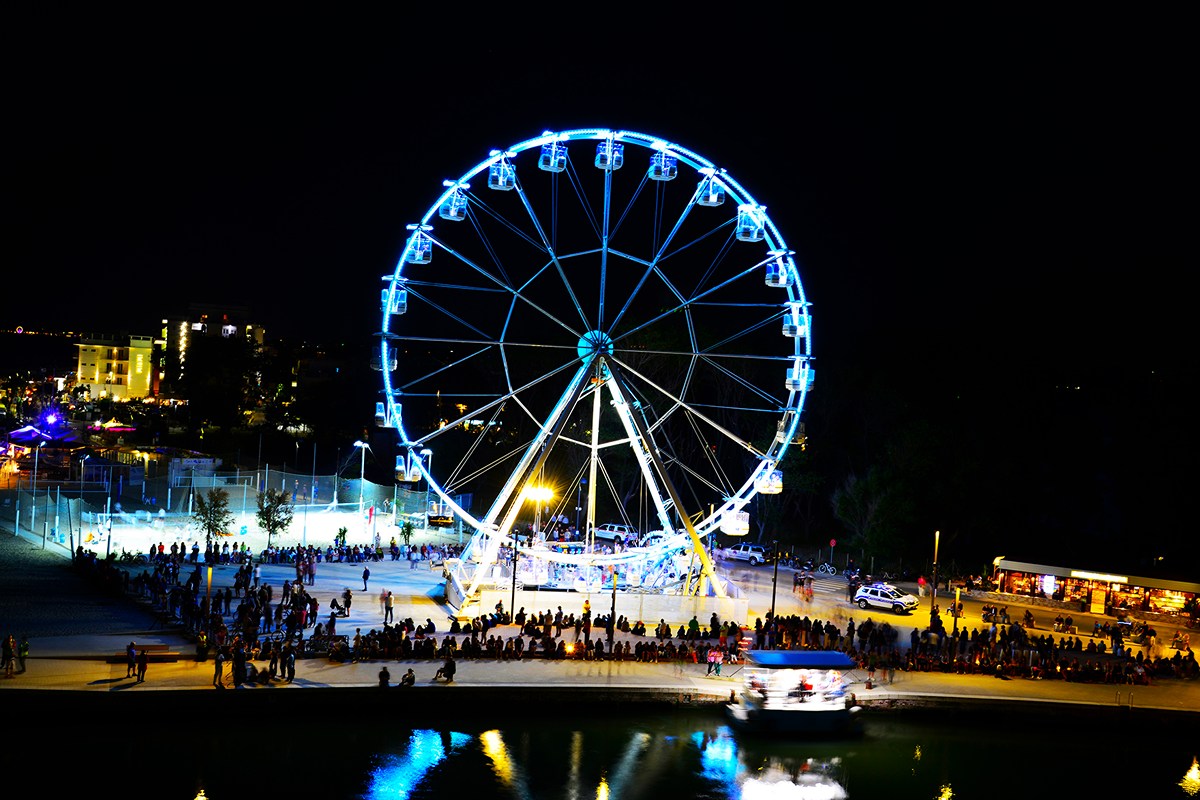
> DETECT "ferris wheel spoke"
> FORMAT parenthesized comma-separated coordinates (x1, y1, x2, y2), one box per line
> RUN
(609, 353, 767, 453)
(606, 255, 772, 348)
(381, 129, 810, 603)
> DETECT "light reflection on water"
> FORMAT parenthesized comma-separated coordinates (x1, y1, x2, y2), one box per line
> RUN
(363, 722, 848, 799)
(348, 710, 1194, 800)
(21, 705, 1192, 798)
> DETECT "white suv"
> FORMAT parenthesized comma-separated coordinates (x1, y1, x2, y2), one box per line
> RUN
(726, 543, 769, 565)
(594, 523, 638, 543)
(853, 583, 919, 614)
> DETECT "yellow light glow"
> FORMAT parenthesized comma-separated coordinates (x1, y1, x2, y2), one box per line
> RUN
(479, 730, 516, 786)
(935, 785, 954, 800)
(596, 777, 610, 800)
(1181, 757, 1200, 796)
(1070, 570, 1127, 583)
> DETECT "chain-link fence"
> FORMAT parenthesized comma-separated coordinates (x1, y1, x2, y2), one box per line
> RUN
(2, 468, 463, 559)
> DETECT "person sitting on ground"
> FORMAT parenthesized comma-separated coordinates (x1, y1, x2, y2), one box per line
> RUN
(399, 668, 416, 687)
(433, 655, 457, 683)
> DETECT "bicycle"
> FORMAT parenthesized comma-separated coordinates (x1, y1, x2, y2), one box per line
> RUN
(817, 562, 836, 575)
(117, 549, 147, 565)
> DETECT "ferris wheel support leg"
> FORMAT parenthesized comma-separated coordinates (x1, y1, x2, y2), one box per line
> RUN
(464, 361, 594, 598)
(605, 360, 726, 598)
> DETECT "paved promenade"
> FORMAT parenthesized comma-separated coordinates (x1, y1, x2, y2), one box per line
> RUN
(1, 526, 1196, 721)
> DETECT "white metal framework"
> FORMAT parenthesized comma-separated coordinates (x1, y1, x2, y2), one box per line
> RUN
(377, 129, 813, 606)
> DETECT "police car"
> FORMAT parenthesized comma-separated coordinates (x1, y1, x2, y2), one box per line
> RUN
(853, 583, 920, 614)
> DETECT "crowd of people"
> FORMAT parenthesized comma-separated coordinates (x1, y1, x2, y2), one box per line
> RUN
(64, 544, 1200, 691)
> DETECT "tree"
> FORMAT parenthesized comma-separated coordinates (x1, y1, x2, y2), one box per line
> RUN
(192, 488, 235, 551)
(830, 467, 906, 561)
(256, 487, 294, 549)
(400, 519, 414, 547)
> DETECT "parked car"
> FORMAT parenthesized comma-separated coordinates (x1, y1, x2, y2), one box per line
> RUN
(593, 523, 638, 544)
(853, 583, 919, 614)
(726, 543, 769, 566)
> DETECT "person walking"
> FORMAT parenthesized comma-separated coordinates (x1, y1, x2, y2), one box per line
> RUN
(136, 649, 149, 683)
(16, 635, 29, 674)
(125, 641, 138, 678)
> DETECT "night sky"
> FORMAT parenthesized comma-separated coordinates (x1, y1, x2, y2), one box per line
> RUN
(5, 16, 1193, 572)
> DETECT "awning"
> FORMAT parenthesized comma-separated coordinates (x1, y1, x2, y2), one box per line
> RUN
(743, 651, 857, 670)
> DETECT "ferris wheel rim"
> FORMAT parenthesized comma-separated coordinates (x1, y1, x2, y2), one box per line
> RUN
(378, 128, 812, 551)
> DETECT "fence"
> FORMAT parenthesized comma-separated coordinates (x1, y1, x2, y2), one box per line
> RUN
(1, 467, 465, 559)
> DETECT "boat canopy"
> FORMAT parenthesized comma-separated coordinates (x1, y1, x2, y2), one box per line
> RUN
(743, 651, 856, 670)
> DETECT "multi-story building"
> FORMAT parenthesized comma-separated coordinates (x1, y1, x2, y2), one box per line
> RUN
(75, 333, 155, 400)
(158, 304, 265, 395)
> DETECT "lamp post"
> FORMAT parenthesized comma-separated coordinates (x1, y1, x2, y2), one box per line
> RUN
(510, 534, 519, 625)
(609, 563, 618, 651)
(527, 486, 553, 540)
(576, 477, 586, 533)
(769, 538, 780, 632)
(354, 440, 369, 517)
(30, 441, 46, 535)
(420, 448, 432, 529)
(77, 454, 90, 553)
(930, 529, 941, 630)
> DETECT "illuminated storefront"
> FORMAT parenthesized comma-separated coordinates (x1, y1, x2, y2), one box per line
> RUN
(994, 558, 1200, 622)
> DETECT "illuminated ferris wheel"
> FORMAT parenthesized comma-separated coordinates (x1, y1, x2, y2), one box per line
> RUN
(376, 128, 813, 603)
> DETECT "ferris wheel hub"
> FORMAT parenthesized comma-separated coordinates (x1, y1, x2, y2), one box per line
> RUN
(576, 330, 614, 366)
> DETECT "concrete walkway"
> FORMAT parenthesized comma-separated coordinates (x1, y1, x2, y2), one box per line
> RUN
(1, 524, 1197, 720)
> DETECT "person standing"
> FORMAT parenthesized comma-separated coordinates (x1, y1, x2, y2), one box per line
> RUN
(136, 649, 149, 683)
(125, 641, 138, 678)
(283, 645, 296, 682)
(362, 566, 371, 592)
(1, 635, 13, 678)
(213, 648, 227, 688)
(384, 591, 394, 624)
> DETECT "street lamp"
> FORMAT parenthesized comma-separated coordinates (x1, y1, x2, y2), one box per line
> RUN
(420, 448, 433, 528)
(354, 440, 369, 517)
(526, 486, 553, 540)
(510, 534, 519, 625)
(31, 441, 46, 535)
(930, 529, 941, 631)
(576, 478, 586, 533)
(78, 454, 90, 548)
(769, 538, 780, 634)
